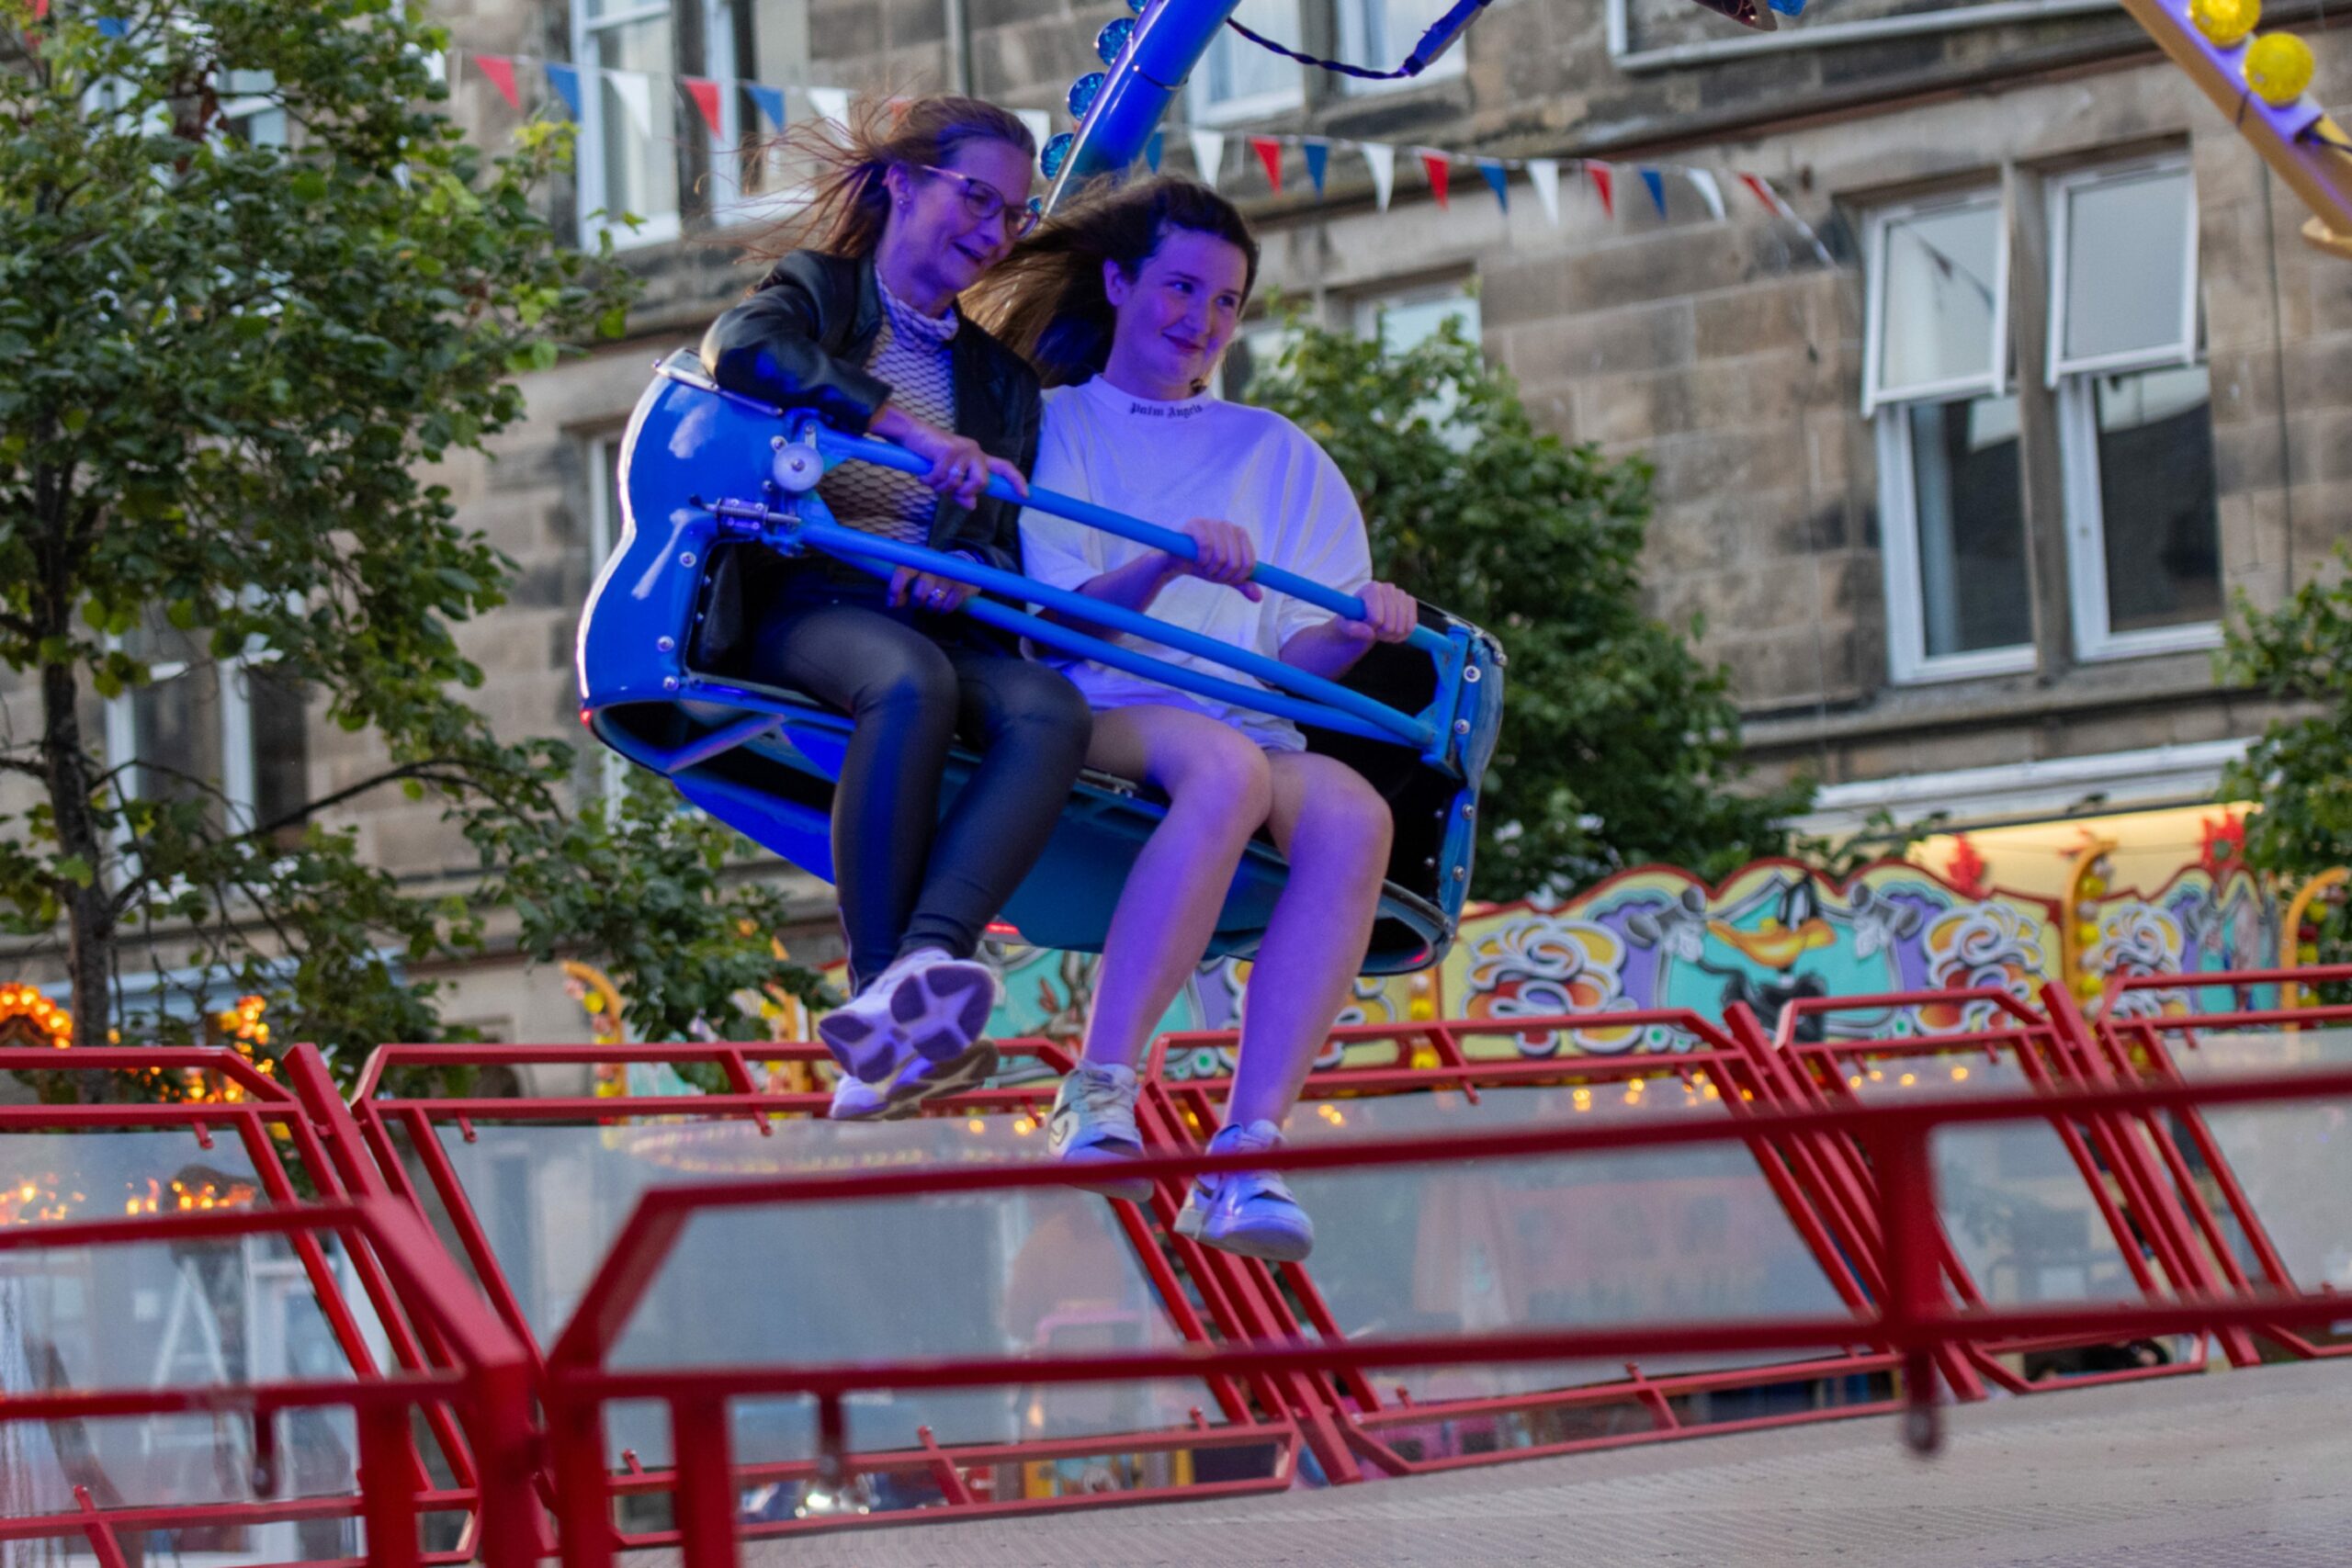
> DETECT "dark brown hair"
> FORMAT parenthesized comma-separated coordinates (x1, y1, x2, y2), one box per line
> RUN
(966, 176, 1261, 389)
(733, 94, 1036, 274)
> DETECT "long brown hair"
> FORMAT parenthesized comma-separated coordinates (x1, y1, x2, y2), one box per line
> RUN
(966, 176, 1261, 389)
(733, 95, 1036, 276)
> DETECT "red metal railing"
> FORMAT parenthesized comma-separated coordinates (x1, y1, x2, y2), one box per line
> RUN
(0, 1044, 504, 1561)
(350, 1038, 1307, 1552)
(1146, 1010, 1904, 1476)
(538, 1062, 2352, 1567)
(1749, 987, 2232, 1388)
(0, 1193, 537, 1568)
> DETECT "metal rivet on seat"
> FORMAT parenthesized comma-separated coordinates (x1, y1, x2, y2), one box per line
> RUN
(679, 551, 696, 568)
(1454, 719, 1470, 735)
(662, 676, 679, 691)
(656, 637, 674, 653)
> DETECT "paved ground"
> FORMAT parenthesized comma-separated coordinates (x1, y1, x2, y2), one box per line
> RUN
(718, 1358, 2352, 1567)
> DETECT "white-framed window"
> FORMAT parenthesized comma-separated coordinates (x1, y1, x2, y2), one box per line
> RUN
(584, 435, 631, 804)
(105, 614, 311, 852)
(571, 0, 812, 248)
(704, 0, 810, 227)
(1185, 0, 1306, 125)
(2046, 157, 2220, 660)
(1335, 0, 1466, 95)
(573, 0, 683, 249)
(1352, 278, 1479, 354)
(1863, 189, 2035, 684)
(217, 68, 288, 148)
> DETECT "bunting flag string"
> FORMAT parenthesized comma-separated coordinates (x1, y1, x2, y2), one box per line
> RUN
(1250, 136, 1283, 194)
(430, 43, 1830, 261)
(1363, 141, 1396, 212)
(1418, 149, 1451, 209)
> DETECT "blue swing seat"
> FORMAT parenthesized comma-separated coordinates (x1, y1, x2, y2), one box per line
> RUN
(577, 351, 1504, 974)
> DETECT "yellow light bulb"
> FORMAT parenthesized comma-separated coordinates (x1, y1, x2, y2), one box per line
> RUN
(2245, 32, 2314, 104)
(2191, 0, 2258, 45)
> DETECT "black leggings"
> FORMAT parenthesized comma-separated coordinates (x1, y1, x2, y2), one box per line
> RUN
(751, 589, 1091, 990)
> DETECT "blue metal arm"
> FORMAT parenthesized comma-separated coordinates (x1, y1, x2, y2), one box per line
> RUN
(807, 423, 1455, 662)
(755, 501, 1442, 753)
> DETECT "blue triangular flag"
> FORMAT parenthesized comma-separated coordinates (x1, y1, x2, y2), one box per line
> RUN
(1303, 141, 1328, 197)
(1479, 160, 1509, 211)
(1640, 167, 1667, 217)
(96, 16, 127, 36)
(1144, 131, 1163, 173)
(746, 83, 786, 130)
(544, 62, 582, 119)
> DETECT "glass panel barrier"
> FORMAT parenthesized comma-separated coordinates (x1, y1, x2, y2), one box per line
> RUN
(2163, 1025, 2352, 1299)
(1282, 1084, 1860, 1405)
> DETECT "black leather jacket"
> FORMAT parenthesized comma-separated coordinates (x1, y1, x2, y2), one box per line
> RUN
(699, 250, 1042, 576)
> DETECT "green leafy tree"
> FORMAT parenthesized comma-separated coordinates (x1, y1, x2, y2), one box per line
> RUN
(0, 0, 812, 1084)
(2219, 547, 2352, 964)
(1243, 315, 1810, 899)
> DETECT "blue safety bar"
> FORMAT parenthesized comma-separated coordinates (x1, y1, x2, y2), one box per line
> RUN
(807, 423, 1454, 663)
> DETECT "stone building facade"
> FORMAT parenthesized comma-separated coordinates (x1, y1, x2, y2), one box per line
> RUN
(25, 0, 2343, 1043)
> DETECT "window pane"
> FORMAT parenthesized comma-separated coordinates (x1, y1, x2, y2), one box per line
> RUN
(1906, 392, 2031, 659)
(2062, 169, 2190, 367)
(595, 12, 679, 221)
(1345, 0, 1465, 87)
(248, 669, 311, 851)
(1202, 0, 1301, 108)
(129, 625, 228, 825)
(1367, 292, 1479, 356)
(2091, 364, 2220, 634)
(1877, 202, 2002, 399)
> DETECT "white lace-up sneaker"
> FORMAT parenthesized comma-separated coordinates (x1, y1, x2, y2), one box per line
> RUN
(1047, 1061, 1150, 1201)
(818, 947, 1000, 1083)
(1172, 1120, 1314, 1263)
(827, 1039, 1000, 1122)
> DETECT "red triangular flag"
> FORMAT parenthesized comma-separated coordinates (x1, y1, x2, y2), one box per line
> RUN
(1250, 137, 1283, 194)
(1587, 161, 1614, 219)
(684, 76, 723, 136)
(475, 54, 520, 110)
(1739, 172, 1780, 212)
(31, 0, 49, 17)
(1419, 151, 1450, 209)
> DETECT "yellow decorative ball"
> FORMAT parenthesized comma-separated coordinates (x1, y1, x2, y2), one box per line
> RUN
(2191, 0, 2258, 47)
(2245, 32, 2315, 106)
(2080, 875, 2107, 898)
(2076, 922, 2101, 947)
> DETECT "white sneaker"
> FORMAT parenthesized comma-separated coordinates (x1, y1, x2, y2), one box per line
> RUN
(827, 1039, 1000, 1122)
(1048, 1062, 1149, 1201)
(1172, 1121, 1314, 1263)
(818, 948, 1000, 1083)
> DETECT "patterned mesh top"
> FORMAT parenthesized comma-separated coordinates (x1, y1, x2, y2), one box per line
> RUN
(818, 281, 959, 546)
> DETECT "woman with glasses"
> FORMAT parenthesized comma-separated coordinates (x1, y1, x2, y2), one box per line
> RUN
(700, 96, 1088, 1120)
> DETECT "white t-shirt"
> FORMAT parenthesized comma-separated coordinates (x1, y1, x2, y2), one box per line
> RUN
(1017, 376, 1373, 752)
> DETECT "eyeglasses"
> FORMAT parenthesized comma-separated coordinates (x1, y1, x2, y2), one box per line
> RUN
(917, 164, 1045, 240)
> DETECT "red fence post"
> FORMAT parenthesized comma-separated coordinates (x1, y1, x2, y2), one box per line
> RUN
(1869, 1125, 1946, 1454)
(357, 1401, 423, 1568)
(671, 1394, 741, 1568)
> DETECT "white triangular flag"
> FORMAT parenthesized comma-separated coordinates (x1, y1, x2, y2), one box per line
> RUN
(605, 69, 652, 139)
(1362, 141, 1396, 212)
(1686, 168, 1726, 221)
(1188, 128, 1226, 187)
(1015, 109, 1053, 163)
(427, 49, 449, 86)
(1527, 158, 1561, 226)
(809, 86, 852, 132)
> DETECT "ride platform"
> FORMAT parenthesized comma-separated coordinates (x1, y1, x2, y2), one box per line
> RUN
(731, 1356, 2352, 1567)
